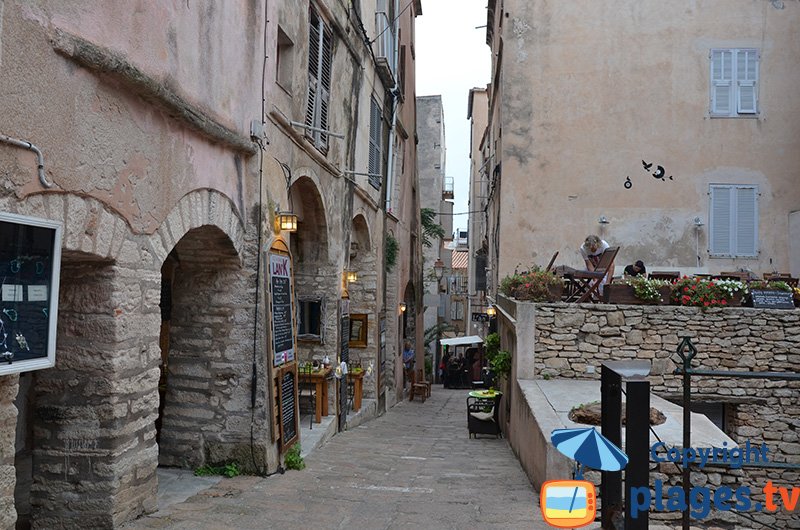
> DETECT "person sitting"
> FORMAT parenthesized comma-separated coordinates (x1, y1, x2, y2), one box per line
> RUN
(624, 260, 646, 277)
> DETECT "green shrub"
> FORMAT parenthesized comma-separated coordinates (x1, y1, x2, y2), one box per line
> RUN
(385, 234, 398, 272)
(284, 443, 305, 471)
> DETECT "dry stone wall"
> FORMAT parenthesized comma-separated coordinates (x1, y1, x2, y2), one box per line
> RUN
(530, 302, 800, 528)
(0, 375, 19, 530)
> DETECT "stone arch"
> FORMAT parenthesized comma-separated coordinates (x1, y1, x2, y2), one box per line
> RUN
(347, 214, 377, 398)
(9, 192, 162, 527)
(148, 188, 245, 267)
(287, 175, 329, 264)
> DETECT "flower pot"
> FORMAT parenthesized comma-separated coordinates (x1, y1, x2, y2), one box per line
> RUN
(548, 283, 564, 302)
(604, 284, 664, 305)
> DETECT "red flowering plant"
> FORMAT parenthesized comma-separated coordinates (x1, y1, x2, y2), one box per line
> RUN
(670, 276, 734, 310)
(499, 268, 562, 302)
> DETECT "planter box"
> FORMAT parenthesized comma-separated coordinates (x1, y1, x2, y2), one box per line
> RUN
(604, 284, 670, 305)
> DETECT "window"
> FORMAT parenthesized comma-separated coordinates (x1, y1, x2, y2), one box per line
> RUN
(450, 300, 464, 321)
(368, 96, 383, 190)
(276, 27, 294, 92)
(297, 299, 323, 341)
(305, 5, 333, 151)
(709, 184, 758, 257)
(710, 49, 759, 117)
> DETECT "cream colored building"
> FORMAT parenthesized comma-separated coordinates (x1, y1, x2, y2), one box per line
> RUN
(474, 0, 800, 288)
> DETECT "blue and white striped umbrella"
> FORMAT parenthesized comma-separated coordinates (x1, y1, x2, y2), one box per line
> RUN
(551, 427, 628, 472)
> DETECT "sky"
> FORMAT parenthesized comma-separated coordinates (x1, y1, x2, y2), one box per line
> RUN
(415, 0, 491, 236)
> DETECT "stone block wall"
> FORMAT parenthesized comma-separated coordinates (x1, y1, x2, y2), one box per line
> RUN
(0, 375, 19, 530)
(528, 302, 800, 528)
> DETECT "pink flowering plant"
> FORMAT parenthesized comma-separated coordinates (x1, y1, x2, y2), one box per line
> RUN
(499, 268, 562, 302)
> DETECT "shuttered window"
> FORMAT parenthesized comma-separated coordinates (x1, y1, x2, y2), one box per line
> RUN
(709, 184, 758, 257)
(306, 5, 333, 151)
(368, 97, 383, 190)
(710, 49, 759, 117)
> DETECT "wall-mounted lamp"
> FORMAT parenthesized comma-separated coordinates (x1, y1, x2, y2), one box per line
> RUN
(345, 270, 358, 283)
(399, 302, 407, 313)
(693, 216, 704, 228)
(486, 305, 496, 317)
(433, 258, 445, 281)
(276, 211, 298, 232)
(598, 215, 610, 225)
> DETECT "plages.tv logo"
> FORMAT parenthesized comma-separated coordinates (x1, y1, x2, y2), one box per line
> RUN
(540, 428, 628, 529)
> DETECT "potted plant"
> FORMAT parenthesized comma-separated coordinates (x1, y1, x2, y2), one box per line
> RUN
(499, 268, 562, 302)
(711, 279, 748, 306)
(606, 277, 671, 305)
(670, 277, 733, 310)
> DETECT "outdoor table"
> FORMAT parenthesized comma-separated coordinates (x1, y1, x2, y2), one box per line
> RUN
(298, 367, 331, 424)
(468, 389, 502, 399)
(347, 370, 365, 412)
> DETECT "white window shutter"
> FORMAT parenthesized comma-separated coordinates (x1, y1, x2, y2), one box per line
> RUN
(737, 49, 758, 114)
(711, 50, 733, 115)
(709, 185, 732, 255)
(735, 186, 758, 256)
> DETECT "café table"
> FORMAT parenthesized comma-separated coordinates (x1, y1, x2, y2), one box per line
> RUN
(298, 366, 331, 424)
(347, 369, 365, 412)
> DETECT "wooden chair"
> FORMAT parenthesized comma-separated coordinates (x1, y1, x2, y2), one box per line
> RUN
(412, 369, 430, 402)
(564, 247, 620, 303)
(648, 271, 681, 282)
(298, 364, 316, 429)
(544, 251, 559, 272)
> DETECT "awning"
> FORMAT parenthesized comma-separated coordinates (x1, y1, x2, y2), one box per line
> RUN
(439, 335, 485, 347)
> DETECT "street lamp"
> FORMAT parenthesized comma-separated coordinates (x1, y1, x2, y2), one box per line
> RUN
(486, 304, 496, 317)
(433, 257, 445, 384)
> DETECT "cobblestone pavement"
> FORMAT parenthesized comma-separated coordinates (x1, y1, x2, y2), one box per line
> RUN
(127, 388, 550, 529)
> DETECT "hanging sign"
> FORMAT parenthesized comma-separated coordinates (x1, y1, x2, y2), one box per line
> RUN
(269, 251, 295, 367)
(0, 213, 62, 376)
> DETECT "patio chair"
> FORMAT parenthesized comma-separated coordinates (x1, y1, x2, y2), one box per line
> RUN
(648, 271, 681, 282)
(544, 251, 559, 272)
(411, 369, 429, 402)
(298, 364, 316, 429)
(467, 395, 501, 438)
(564, 246, 620, 303)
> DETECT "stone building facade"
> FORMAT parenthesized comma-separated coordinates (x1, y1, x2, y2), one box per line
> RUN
(0, 0, 423, 527)
(497, 297, 800, 528)
(417, 95, 452, 360)
(472, 0, 800, 288)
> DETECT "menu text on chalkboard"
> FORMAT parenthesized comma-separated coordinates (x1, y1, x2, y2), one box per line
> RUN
(269, 252, 295, 366)
(0, 213, 62, 376)
(750, 289, 795, 310)
(278, 368, 298, 452)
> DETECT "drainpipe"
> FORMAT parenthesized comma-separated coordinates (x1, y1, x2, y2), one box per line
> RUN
(0, 134, 53, 188)
(383, 0, 401, 212)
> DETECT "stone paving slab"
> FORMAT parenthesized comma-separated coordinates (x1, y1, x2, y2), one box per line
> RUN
(125, 388, 553, 529)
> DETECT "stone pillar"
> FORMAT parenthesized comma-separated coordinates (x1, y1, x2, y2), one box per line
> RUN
(0, 375, 19, 530)
(30, 263, 160, 528)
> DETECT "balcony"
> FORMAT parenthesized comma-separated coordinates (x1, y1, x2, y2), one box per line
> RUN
(374, 12, 396, 87)
(442, 176, 454, 200)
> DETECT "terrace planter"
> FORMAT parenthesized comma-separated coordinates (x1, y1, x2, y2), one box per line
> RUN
(604, 284, 670, 305)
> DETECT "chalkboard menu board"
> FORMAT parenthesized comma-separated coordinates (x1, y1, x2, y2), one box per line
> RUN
(269, 252, 295, 367)
(750, 290, 795, 309)
(0, 213, 62, 376)
(277, 368, 298, 452)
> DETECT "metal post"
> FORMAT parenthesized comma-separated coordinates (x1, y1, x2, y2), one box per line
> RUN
(676, 337, 697, 530)
(601, 365, 622, 528)
(625, 379, 650, 530)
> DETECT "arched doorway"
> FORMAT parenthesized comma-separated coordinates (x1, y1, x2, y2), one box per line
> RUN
(157, 225, 243, 469)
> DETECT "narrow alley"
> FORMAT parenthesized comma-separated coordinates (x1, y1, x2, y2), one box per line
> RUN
(125, 389, 546, 530)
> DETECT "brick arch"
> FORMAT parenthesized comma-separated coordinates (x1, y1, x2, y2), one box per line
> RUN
(149, 189, 245, 266)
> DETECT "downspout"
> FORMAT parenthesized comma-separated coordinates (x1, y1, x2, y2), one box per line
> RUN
(0, 134, 53, 188)
(383, 0, 401, 212)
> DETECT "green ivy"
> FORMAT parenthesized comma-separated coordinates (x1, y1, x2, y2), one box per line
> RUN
(385, 234, 398, 272)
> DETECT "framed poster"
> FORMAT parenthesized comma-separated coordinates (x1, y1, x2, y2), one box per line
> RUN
(348, 313, 368, 347)
(269, 250, 295, 367)
(0, 213, 62, 376)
